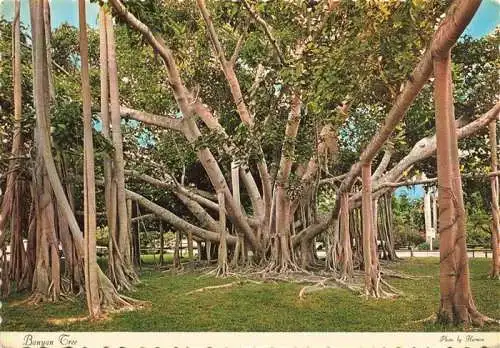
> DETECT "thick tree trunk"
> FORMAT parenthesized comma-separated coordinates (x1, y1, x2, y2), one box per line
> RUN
(29, 0, 60, 303)
(173, 230, 181, 269)
(159, 222, 164, 266)
(103, 10, 138, 290)
(29, 1, 138, 311)
(31, 173, 51, 302)
(216, 191, 228, 276)
(268, 94, 301, 272)
(187, 231, 194, 262)
(42, 0, 55, 101)
(339, 192, 353, 279)
(5, 0, 30, 293)
(433, 52, 486, 325)
(488, 121, 500, 279)
(79, 0, 101, 318)
(378, 193, 397, 260)
(361, 164, 380, 297)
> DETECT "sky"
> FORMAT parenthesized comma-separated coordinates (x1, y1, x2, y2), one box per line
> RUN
(0, 0, 99, 29)
(1, 0, 499, 34)
(1, 0, 498, 200)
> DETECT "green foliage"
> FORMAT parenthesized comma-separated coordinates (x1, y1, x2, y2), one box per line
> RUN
(317, 186, 336, 214)
(466, 207, 493, 248)
(96, 226, 109, 247)
(392, 194, 424, 248)
(416, 240, 439, 251)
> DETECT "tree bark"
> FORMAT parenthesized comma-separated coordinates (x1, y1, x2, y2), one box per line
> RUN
(29, 0, 61, 303)
(489, 120, 500, 279)
(159, 222, 164, 266)
(4, 0, 30, 294)
(216, 191, 228, 276)
(433, 51, 486, 325)
(42, 0, 55, 101)
(339, 192, 353, 279)
(268, 94, 302, 271)
(361, 164, 380, 297)
(30, 1, 137, 311)
(79, 0, 101, 318)
(173, 230, 181, 269)
(104, 10, 138, 289)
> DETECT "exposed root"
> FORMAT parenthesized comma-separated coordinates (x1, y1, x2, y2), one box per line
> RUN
(47, 315, 108, 325)
(186, 279, 261, 295)
(467, 310, 500, 326)
(488, 272, 500, 280)
(16, 293, 46, 306)
(202, 265, 234, 278)
(298, 276, 363, 299)
(380, 278, 403, 296)
(98, 268, 148, 312)
(264, 259, 308, 274)
(411, 308, 500, 328)
(299, 283, 336, 299)
(408, 313, 437, 325)
(381, 269, 430, 280)
(481, 316, 500, 325)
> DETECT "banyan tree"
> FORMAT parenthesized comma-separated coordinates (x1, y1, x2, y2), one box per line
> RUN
(0, 0, 497, 325)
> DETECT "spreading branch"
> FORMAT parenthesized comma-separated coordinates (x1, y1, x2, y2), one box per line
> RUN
(120, 106, 182, 131)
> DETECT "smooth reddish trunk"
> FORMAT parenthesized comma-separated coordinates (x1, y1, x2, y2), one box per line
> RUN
(434, 52, 485, 325)
(488, 121, 500, 278)
(361, 163, 380, 296)
(79, 0, 101, 318)
(339, 192, 353, 279)
(104, 10, 138, 290)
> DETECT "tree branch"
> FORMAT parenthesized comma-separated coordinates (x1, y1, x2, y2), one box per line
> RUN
(241, 0, 285, 65)
(336, 0, 483, 202)
(109, 0, 193, 119)
(120, 106, 182, 131)
(230, 31, 246, 67)
(125, 189, 236, 245)
(349, 102, 500, 205)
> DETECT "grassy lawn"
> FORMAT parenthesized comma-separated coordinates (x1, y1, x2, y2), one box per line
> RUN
(2, 258, 499, 331)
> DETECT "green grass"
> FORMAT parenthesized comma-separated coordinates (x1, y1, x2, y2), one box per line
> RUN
(2, 258, 499, 331)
